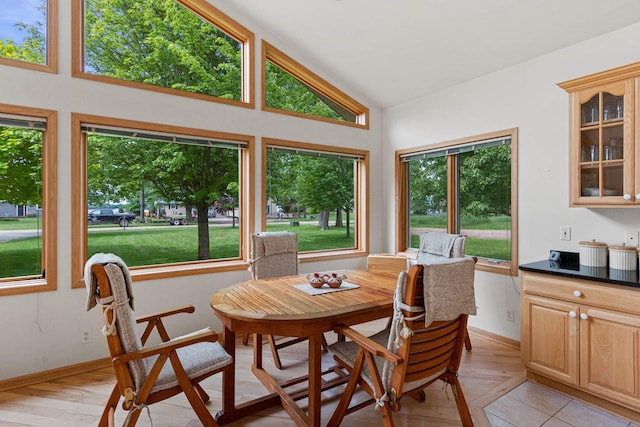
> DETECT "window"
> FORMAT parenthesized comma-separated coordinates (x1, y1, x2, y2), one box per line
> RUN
(0, 0, 57, 73)
(263, 138, 368, 259)
(0, 104, 57, 295)
(72, 0, 254, 107)
(397, 129, 518, 275)
(263, 41, 369, 128)
(71, 114, 253, 288)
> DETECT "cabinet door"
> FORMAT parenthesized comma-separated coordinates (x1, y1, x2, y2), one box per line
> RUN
(522, 294, 579, 386)
(570, 79, 634, 206)
(579, 307, 640, 409)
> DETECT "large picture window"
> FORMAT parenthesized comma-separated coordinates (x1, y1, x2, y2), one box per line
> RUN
(263, 138, 368, 259)
(71, 114, 253, 288)
(0, 104, 57, 295)
(397, 129, 518, 275)
(262, 42, 369, 128)
(0, 0, 57, 73)
(72, 0, 254, 107)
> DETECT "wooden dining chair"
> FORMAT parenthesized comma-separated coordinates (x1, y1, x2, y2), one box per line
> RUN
(246, 231, 313, 369)
(84, 253, 232, 427)
(327, 260, 476, 427)
(417, 232, 473, 351)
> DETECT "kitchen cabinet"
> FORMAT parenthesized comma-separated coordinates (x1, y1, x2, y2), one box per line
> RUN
(558, 62, 640, 207)
(522, 271, 640, 412)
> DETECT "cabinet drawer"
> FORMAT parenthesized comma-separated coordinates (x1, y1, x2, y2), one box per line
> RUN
(522, 272, 640, 315)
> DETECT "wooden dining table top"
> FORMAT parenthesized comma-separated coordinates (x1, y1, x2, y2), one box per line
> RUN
(210, 269, 399, 337)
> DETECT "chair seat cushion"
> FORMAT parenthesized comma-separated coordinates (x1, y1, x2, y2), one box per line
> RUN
(150, 331, 232, 393)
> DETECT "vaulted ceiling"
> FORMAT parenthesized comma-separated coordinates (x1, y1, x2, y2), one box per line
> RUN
(217, 0, 640, 109)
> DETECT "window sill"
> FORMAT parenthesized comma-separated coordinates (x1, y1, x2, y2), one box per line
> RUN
(299, 249, 367, 263)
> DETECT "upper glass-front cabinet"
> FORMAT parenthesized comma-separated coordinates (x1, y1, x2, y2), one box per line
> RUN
(559, 63, 640, 207)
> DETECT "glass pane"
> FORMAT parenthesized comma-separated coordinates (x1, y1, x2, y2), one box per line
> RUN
(86, 133, 241, 267)
(0, 126, 43, 279)
(580, 94, 599, 126)
(0, 0, 47, 65)
(603, 92, 624, 122)
(265, 61, 356, 122)
(265, 150, 356, 251)
(408, 156, 448, 249)
(459, 144, 511, 262)
(84, 0, 242, 101)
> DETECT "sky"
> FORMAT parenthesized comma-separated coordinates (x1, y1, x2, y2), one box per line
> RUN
(0, 0, 43, 44)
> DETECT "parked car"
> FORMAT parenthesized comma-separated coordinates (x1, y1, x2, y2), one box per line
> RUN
(88, 209, 136, 227)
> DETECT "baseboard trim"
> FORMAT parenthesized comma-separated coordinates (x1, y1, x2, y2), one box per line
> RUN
(0, 357, 111, 392)
(467, 326, 520, 351)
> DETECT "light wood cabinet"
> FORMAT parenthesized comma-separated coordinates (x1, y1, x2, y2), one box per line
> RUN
(522, 271, 640, 411)
(558, 62, 640, 207)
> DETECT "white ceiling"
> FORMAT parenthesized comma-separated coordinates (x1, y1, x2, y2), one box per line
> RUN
(217, 0, 640, 109)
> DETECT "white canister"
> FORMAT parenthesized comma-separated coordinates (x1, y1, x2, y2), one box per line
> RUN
(579, 240, 608, 267)
(609, 244, 638, 271)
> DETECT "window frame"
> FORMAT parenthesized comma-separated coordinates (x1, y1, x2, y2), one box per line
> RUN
(71, 113, 254, 289)
(395, 128, 518, 276)
(262, 137, 369, 262)
(262, 41, 369, 129)
(0, 0, 58, 73)
(0, 103, 57, 296)
(71, 0, 255, 108)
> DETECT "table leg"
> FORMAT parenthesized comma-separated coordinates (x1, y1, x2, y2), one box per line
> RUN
(308, 334, 322, 427)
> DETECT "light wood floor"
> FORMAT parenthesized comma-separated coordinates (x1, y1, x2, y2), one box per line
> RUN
(0, 321, 525, 426)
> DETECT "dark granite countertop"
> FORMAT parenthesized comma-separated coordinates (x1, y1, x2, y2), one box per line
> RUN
(519, 251, 640, 289)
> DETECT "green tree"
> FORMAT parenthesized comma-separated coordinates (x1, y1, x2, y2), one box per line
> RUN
(0, 127, 42, 205)
(84, 0, 242, 100)
(0, 0, 46, 64)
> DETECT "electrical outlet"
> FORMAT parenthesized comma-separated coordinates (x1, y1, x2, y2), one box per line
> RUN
(506, 309, 515, 322)
(625, 231, 639, 247)
(81, 328, 91, 344)
(560, 226, 571, 241)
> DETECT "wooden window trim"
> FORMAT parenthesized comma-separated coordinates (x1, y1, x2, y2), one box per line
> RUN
(0, 0, 58, 74)
(0, 103, 57, 296)
(262, 41, 369, 129)
(70, 113, 254, 289)
(261, 137, 369, 260)
(395, 128, 519, 276)
(71, 0, 255, 108)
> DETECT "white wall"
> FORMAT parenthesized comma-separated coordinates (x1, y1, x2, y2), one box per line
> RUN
(0, 1, 384, 380)
(383, 23, 640, 341)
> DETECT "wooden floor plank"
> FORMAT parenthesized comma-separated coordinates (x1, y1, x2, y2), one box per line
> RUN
(0, 322, 525, 426)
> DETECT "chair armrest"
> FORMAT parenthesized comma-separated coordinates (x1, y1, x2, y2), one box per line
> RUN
(114, 329, 219, 364)
(136, 305, 196, 344)
(136, 305, 195, 324)
(334, 324, 403, 365)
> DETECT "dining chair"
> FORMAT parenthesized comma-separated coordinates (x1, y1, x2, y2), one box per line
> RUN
(84, 253, 232, 427)
(247, 231, 314, 369)
(366, 253, 408, 275)
(415, 231, 473, 351)
(327, 259, 476, 427)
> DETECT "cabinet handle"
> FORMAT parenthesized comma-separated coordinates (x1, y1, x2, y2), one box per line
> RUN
(624, 193, 632, 200)
(569, 311, 577, 318)
(580, 313, 589, 320)
(636, 194, 640, 200)
(573, 290, 582, 297)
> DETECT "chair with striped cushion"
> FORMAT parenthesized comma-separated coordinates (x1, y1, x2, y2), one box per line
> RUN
(327, 260, 476, 427)
(85, 253, 232, 427)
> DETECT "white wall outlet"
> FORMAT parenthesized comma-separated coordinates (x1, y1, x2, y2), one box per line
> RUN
(81, 328, 91, 344)
(506, 309, 515, 322)
(560, 226, 571, 241)
(625, 231, 639, 247)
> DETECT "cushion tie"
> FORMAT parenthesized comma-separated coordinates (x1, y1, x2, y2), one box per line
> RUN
(392, 299, 425, 349)
(100, 297, 131, 336)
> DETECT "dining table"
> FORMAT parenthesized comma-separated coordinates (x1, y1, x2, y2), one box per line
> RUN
(209, 269, 399, 427)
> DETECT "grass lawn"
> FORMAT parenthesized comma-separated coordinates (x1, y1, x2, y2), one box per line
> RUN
(0, 222, 355, 278)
